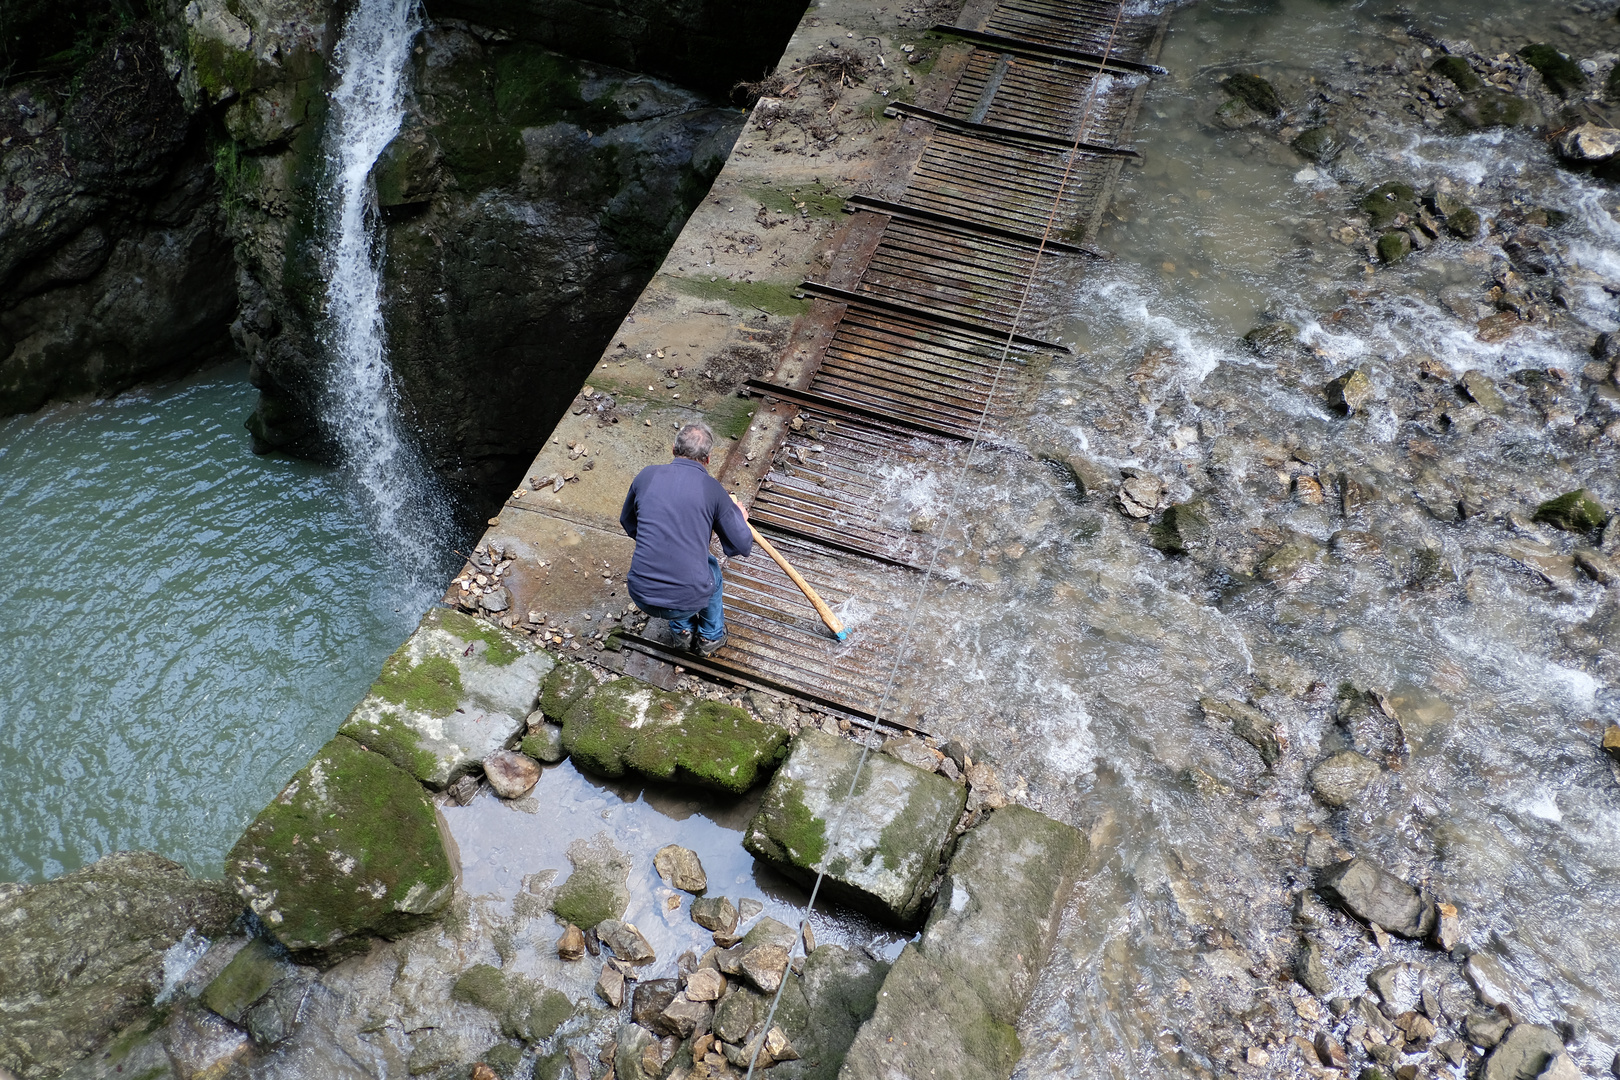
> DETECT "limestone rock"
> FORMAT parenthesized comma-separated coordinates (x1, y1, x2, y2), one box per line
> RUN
(685, 966, 727, 1002)
(0, 852, 240, 1078)
(1434, 901, 1463, 952)
(1310, 750, 1381, 807)
(658, 992, 713, 1038)
(690, 895, 738, 934)
(520, 719, 567, 764)
(712, 982, 763, 1044)
(1326, 369, 1375, 415)
(340, 608, 554, 788)
(881, 737, 942, 773)
(557, 924, 586, 961)
(1200, 697, 1281, 768)
(226, 735, 455, 958)
(1483, 1024, 1565, 1080)
(1315, 857, 1435, 939)
(653, 844, 707, 893)
(1538, 1052, 1584, 1080)
(551, 834, 632, 930)
(1117, 469, 1166, 518)
(743, 728, 967, 926)
(740, 944, 791, 993)
(632, 979, 679, 1031)
(483, 750, 542, 799)
(596, 964, 626, 1007)
(200, 938, 287, 1024)
(598, 919, 657, 964)
(562, 677, 789, 794)
(964, 761, 1008, 812)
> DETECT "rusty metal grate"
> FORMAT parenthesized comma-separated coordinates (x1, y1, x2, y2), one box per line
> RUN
(942, 48, 1136, 142)
(905, 129, 1114, 239)
(983, 0, 1160, 60)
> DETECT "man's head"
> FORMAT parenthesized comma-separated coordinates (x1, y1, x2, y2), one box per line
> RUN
(672, 421, 715, 464)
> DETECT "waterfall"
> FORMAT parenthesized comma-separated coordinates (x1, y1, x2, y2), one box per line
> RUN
(318, 0, 448, 595)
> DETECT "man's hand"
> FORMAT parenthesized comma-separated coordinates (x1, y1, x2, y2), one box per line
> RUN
(730, 493, 750, 522)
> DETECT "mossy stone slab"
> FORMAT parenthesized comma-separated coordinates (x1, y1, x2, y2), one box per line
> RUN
(453, 963, 572, 1044)
(912, 806, 1085, 1025)
(561, 677, 789, 794)
(200, 937, 287, 1023)
(744, 728, 967, 926)
(539, 661, 597, 719)
(340, 607, 555, 788)
(225, 735, 455, 957)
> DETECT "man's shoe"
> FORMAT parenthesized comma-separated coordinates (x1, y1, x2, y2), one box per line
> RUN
(665, 626, 693, 651)
(696, 631, 728, 657)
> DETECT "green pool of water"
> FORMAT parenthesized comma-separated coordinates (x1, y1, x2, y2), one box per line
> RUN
(0, 365, 428, 883)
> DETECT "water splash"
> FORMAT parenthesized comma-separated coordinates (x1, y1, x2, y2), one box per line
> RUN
(319, 0, 448, 594)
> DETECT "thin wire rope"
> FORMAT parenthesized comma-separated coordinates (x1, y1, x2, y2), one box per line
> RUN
(744, 6, 1130, 1075)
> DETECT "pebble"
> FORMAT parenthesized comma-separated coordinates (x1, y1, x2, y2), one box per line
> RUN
(481, 749, 541, 799)
(690, 895, 738, 934)
(739, 943, 791, 993)
(684, 966, 726, 1002)
(596, 964, 625, 1007)
(557, 923, 586, 961)
(597, 919, 657, 964)
(653, 844, 708, 893)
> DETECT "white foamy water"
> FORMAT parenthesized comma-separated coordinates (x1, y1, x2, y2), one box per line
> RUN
(319, 0, 449, 593)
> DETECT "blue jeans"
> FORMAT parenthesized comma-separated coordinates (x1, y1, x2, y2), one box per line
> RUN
(634, 555, 726, 641)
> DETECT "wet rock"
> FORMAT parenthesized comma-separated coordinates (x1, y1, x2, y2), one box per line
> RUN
(1316, 857, 1435, 939)
(690, 895, 738, 934)
(614, 1023, 658, 1080)
(659, 992, 714, 1037)
(200, 937, 287, 1024)
(1444, 205, 1482, 240)
(1361, 183, 1419, 230)
(1315, 1030, 1350, 1068)
(1447, 89, 1539, 132)
(632, 979, 679, 1031)
(551, 834, 632, 930)
(226, 736, 454, 959)
(243, 971, 311, 1047)
(452, 964, 572, 1044)
(340, 608, 553, 788)
(1459, 370, 1508, 415)
(1117, 469, 1166, 518)
(1431, 56, 1483, 92)
(539, 661, 597, 720)
(1310, 750, 1381, 807)
(1200, 697, 1281, 768)
(1434, 901, 1463, 952)
(1518, 45, 1584, 97)
(1539, 1052, 1585, 1080)
(1337, 688, 1409, 768)
(0, 852, 241, 1077)
(483, 749, 542, 799)
(964, 760, 1008, 812)
(1602, 725, 1620, 765)
(409, 1029, 474, 1076)
(598, 919, 657, 964)
(561, 677, 789, 794)
(520, 719, 567, 764)
(1326, 369, 1376, 414)
(1533, 490, 1608, 536)
(1377, 230, 1413, 264)
(558, 923, 586, 961)
(1295, 937, 1333, 997)
(1556, 123, 1620, 165)
(1483, 1023, 1565, 1080)
(1291, 125, 1342, 163)
(1466, 953, 1522, 1016)
(1470, 1010, 1515, 1049)
(684, 966, 726, 1002)
(738, 897, 764, 922)
(1152, 500, 1212, 557)
(653, 844, 707, 893)
(882, 736, 942, 773)
(743, 728, 967, 926)
(596, 964, 626, 1007)
(1259, 537, 1324, 587)
(739, 943, 791, 993)
(1575, 548, 1616, 585)
(1055, 453, 1120, 500)
(1221, 73, 1283, 117)
(712, 982, 764, 1044)
(1244, 321, 1300, 356)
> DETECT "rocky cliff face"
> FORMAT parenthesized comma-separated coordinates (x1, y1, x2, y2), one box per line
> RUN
(0, 13, 238, 414)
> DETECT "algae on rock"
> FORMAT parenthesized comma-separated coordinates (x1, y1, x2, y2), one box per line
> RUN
(225, 735, 455, 958)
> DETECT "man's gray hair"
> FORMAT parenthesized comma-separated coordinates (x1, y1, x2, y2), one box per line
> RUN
(673, 421, 715, 461)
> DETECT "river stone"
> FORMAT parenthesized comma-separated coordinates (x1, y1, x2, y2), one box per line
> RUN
(520, 718, 566, 763)
(743, 728, 967, 926)
(226, 735, 455, 958)
(1603, 725, 1620, 765)
(562, 677, 789, 794)
(598, 919, 657, 964)
(200, 937, 287, 1023)
(1459, 370, 1507, 414)
(659, 992, 713, 1038)
(1291, 125, 1341, 163)
(1310, 750, 1381, 807)
(1376, 230, 1412, 264)
(1295, 937, 1333, 997)
(1221, 73, 1282, 117)
(1448, 89, 1538, 132)
(539, 661, 597, 719)
(685, 967, 727, 1002)
(1558, 123, 1620, 164)
(1431, 55, 1483, 92)
(551, 833, 632, 929)
(452, 964, 572, 1044)
(614, 1023, 658, 1080)
(1518, 44, 1584, 96)
(483, 749, 542, 798)
(0, 851, 241, 1078)
(340, 608, 554, 787)
(632, 979, 679, 1030)
(1533, 489, 1608, 536)
(1200, 697, 1281, 768)
(1315, 857, 1435, 939)
(1152, 500, 1212, 557)
(1466, 953, 1522, 1015)
(1361, 182, 1419, 229)
(740, 944, 792, 993)
(691, 895, 738, 934)
(1483, 1024, 1565, 1080)
(654, 844, 707, 893)
(881, 736, 942, 773)
(1326, 369, 1375, 414)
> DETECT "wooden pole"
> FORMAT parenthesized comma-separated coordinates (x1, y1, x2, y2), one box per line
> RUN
(747, 524, 849, 641)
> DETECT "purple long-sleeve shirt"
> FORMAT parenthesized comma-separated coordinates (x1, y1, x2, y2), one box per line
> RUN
(620, 457, 753, 611)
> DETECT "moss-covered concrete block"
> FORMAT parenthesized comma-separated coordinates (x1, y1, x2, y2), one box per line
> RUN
(561, 677, 788, 794)
(744, 728, 966, 926)
(341, 607, 555, 788)
(225, 735, 455, 957)
(200, 937, 287, 1023)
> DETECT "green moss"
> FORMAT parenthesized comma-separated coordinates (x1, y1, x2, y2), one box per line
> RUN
(372, 652, 462, 717)
(550, 866, 626, 928)
(1444, 205, 1480, 240)
(707, 395, 758, 442)
(746, 183, 847, 220)
(1290, 125, 1341, 163)
(1518, 43, 1584, 96)
(667, 275, 811, 317)
(210, 137, 261, 217)
(1360, 182, 1418, 229)
(437, 123, 525, 190)
(539, 662, 596, 718)
(494, 45, 624, 129)
(1431, 55, 1482, 92)
(200, 938, 282, 1022)
(1220, 73, 1282, 117)
(1534, 489, 1608, 534)
(189, 31, 258, 99)
(1376, 231, 1412, 264)
(453, 964, 511, 1012)
(504, 982, 572, 1043)
(1446, 89, 1534, 132)
(340, 708, 442, 786)
(436, 608, 525, 666)
(479, 1043, 524, 1079)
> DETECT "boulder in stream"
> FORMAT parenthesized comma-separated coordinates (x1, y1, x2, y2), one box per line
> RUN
(452, 963, 572, 1044)
(1315, 857, 1435, 939)
(1533, 489, 1608, 537)
(1481, 1023, 1565, 1080)
(0, 852, 241, 1078)
(1517, 44, 1585, 97)
(1556, 123, 1620, 166)
(482, 749, 542, 799)
(561, 677, 789, 794)
(340, 608, 555, 788)
(743, 727, 966, 926)
(550, 833, 632, 930)
(653, 844, 707, 893)
(225, 735, 456, 959)
(1309, 750, 1381, 807)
